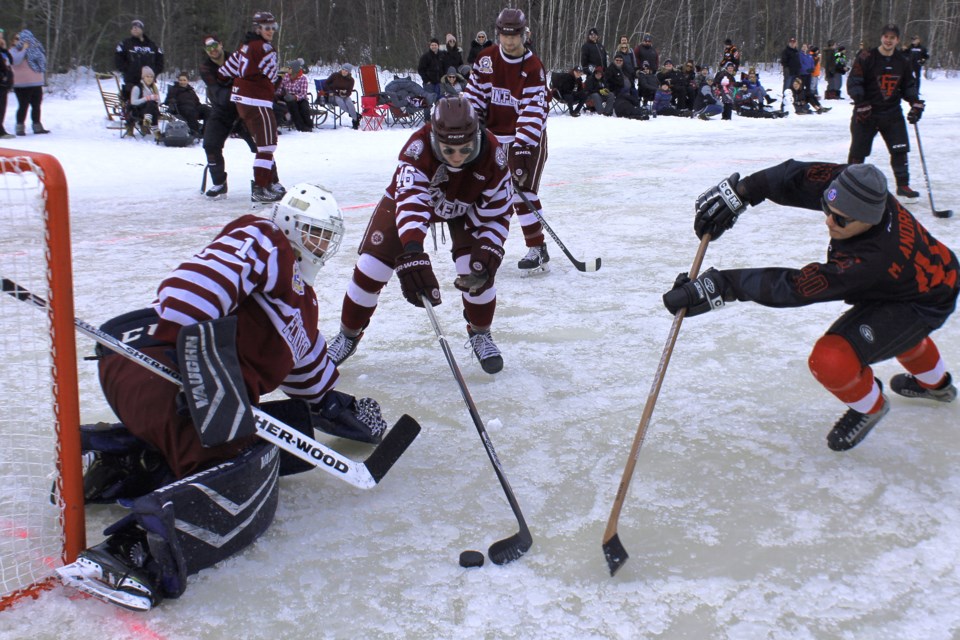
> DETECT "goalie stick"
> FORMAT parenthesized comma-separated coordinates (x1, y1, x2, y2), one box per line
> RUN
(514, 187, 602, 273)
(421, 295, 533, 564)
(913, 122, 953, 219)
(602, 234, 711, 576)
(1, 277, 419, 490)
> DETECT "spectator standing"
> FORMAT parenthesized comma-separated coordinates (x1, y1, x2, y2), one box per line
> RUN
(719, 38, 740, 71)
(8, 29, 48, 135)
(326, 63, 360, 129)
(115, 19, 164, 101)
(822, 41, 838, 97)
(809, 46, 822, 95)
(199, 35, 257, 200)
(847, 23, 924, 203)
(277, 58, 312, 132)
(0, 28, 14, 138)
(634, 33, 659, 72)
(907, 35, 929, 93)
(465, 8, 552, 275)
(580, 27, 607, 73)
(418, 38, 444, 100)
(614, 36, 638, 93)
(713, 62, 738, 120)
(218, 11, 285, 204)
(164, 72, 208, 137)
(780, 36, 801, 112)
(468, 31, 493, 64)
(442, 34, 464, 72)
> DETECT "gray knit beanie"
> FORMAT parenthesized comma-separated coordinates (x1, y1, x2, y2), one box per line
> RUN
(823, 164, 888, 224)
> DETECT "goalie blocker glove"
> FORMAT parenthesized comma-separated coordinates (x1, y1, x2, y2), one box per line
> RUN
(662, 268, 734, 317)
(694, 173, 747, 240)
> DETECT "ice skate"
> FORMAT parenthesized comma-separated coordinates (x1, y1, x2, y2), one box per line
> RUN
(56, 532, 160, 611)
(890, 372, 956, 403)
(327, 330, 363, 364)
(466, 327, 503, 374)
(896, 185, 920, 204)
(518, 244, 550, 276)
(826, 387, 890, 451)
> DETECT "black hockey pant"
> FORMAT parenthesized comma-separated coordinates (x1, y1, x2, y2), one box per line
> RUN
(848, 112, 910, 186)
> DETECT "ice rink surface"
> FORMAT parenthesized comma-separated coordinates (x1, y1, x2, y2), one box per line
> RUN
(1, 68, 958, 639)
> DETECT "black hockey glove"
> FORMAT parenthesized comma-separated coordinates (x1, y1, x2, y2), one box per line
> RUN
(854, 103, 872, 124)
(395, 250, 441, 307)
(454, 242, 504, 295)
(662, 268, 733, 317)
(907, 100, 925, 124)
(311, 390, 388, 444)
(694, 173, 746, 240)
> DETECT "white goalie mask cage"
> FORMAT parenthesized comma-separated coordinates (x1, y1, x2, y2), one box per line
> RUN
(271, 183, 345, 283)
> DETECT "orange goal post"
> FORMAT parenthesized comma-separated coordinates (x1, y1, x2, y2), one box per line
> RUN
(0, 149, 84, 610)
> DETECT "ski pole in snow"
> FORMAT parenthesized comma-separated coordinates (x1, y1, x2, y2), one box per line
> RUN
(514, 186, 601, 272)
(421, 295, 533, 565)
(912, 122, 953, 219)
(602, 233, 711, 576)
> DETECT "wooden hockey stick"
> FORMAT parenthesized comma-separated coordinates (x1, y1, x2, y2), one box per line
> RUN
(514, 187, 601, 272)
(2, 277, 420, 490)
(602, 234, 711, 576)
(421, 295, 533, 564)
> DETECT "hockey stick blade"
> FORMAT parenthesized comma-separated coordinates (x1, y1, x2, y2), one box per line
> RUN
(362, 414, 420, 484)
(602, 533, 629, 577)
(933, 209, 954, 219)
(514, 188, 602, 273)
(488, 527, 533, 565)
(2, 277, 420, 489)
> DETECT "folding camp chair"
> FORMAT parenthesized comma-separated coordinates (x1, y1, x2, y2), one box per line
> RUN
(96, 73, 129, 132)
(548, 72, 570, 115)
(357, 65, 390, 131)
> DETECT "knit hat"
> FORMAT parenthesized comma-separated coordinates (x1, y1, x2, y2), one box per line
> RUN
(823, 164, 888, 224)
(614, 52, 624, 60)
(341, 63, 353, 73)
(446, 66, 458, 76)
(131, 19, 144, 29)
(289, 59, 302, 75)
(477, 31, 487, 39)
(141, 66, 154, 77)
(642, 33, 652, 42)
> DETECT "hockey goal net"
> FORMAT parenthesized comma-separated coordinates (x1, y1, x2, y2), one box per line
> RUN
(0, 149, 84, 610)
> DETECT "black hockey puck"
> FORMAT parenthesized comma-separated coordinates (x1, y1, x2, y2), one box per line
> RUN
(459, 550, 485, 568)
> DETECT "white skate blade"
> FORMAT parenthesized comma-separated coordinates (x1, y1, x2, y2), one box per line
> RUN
(519, 263, 550, 278)
(56, 559, 154, 612)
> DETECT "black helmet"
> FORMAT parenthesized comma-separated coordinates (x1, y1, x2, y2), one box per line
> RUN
(430, 96, 481, 165)
(496, 8, 527, 36)
(252, 11, 277, 25)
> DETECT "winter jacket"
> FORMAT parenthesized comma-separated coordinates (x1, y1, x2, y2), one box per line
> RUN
(652, 88, 674, 113)
(9, 31, 45, 88)
(417, 49, 444, 85)
(780, 45, 801, 76)
(634, 43, 659, 72)
(440, 46, 464, 74)
(468, 40, 493, 64)
(0, 47, 12, 90)
(798, 50, 814, 75)
(164, 84, 202, 112)
(580, 41, 608, 73)
(115, 34, 164, 88)
(325, 71, 355, 98)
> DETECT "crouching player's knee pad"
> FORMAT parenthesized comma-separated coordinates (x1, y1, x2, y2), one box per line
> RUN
(103, 440, 280, 599)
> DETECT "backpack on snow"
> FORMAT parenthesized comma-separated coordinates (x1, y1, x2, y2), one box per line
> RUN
(161, 118, 193, 147)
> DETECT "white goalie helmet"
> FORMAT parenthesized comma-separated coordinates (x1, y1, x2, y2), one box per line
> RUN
(271, 183, 345, 283)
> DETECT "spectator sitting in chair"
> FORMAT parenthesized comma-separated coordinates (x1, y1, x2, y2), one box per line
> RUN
(440, 66, 466, 97)
(325, 63, 360, 129)
(164, 72, 208, 137)
(383, 74, 433, 121)
(277, 59, 312, 132)
(637, 61, 659, 106)
(554, 66, 586, 117)
(584, 66, 614, 116)
(128, 65, 161, 139)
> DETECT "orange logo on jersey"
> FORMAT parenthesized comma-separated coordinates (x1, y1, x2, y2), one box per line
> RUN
(877, 74, 901, 99)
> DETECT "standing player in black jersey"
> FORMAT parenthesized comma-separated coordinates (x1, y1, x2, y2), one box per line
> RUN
(846, 24, 925, 204)
(665, 161, 957, 452)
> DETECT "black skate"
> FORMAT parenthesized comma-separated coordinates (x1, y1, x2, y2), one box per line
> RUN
(327, 330, 363, 365)
(466, 327, 503, 374)
(251, 181, 282, 205)
(56, 530, 161, 611)
(896, 185, 920, 204)
(204, 181, 228, 200)
(890, 372, 956, 403)
(826, 386, 890, 451)
(518, 244, 550, 276)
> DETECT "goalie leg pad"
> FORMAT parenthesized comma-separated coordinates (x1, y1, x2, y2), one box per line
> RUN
(105, 440, 280, 599)
(177, 316, 256, 448)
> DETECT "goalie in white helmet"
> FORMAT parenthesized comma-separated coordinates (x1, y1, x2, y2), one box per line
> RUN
(271, 182, 346, 282)
(57, 184, 397, 610)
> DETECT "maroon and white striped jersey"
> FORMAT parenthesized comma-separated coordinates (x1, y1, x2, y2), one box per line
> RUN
(464, 45, 548, 146)
(153, 215, 338, 405)
(218, 34, 279, 108)
(385, 125, 514, 249)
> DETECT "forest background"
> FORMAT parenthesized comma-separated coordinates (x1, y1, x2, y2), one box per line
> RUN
(3, 0, 959, 81)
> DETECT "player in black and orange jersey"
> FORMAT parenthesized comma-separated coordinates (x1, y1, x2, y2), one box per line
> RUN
(664, 161, 957, 451)
(847, 24, 924, 203)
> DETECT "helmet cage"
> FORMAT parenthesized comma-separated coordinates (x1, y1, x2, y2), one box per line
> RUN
(271, 184, 345, 282)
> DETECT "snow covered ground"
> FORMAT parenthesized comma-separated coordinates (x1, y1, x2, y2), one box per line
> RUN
(1, 68, 959, 639)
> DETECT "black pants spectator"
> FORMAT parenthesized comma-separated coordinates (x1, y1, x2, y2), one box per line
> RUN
(14, 86, 42, 125)
(170, 103, 210, 136)
(0, 86, 10, 134)
(203, 105, 256, 187)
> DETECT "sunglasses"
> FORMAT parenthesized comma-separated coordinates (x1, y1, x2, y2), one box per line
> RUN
(204, 43, 220, 52)
(821, 197, 851, 228)
(260, 23, 279, 31)
(440, 145, 475, 157)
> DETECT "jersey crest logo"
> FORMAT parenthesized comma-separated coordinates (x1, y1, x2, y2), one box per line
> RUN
(405, 139, 424, 160)
(495, 145, 508, 168)
(877, 74, 900, 98)
(430, 165, 450, 189)
(370, 230, 385, 246)
(292, 264, 305, 295)
(477, 56, 494, 74)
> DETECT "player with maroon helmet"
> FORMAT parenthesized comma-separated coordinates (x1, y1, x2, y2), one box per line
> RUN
(328, 96, 514, 374)
(464, 7, 552, 275)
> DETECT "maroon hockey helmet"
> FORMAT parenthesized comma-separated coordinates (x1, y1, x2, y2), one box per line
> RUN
(430, 96, 482, 165)
(252, 11, 278, 26)
(496, 8, 527, 36)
